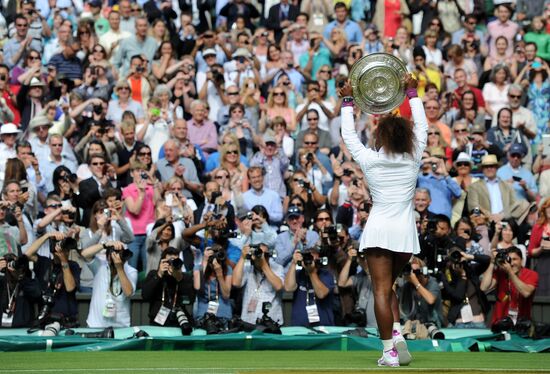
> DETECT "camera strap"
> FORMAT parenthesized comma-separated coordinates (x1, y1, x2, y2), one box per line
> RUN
(247, 274, 265, 313)
(161, 283, 179, 310)
(5, 283, 18, 314)
(207, 280, 220, 315)
(155, 284, 179, 326)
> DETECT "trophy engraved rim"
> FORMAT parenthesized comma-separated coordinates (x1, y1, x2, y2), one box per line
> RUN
(349, 53, 408, 114)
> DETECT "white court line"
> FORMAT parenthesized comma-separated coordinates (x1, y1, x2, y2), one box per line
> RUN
(1, 368, 549, 373)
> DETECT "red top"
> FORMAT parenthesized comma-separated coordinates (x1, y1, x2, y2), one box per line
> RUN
(528, 223, 545, 256)
(491, 267, 539, 324)
(453, 86, 486, 109)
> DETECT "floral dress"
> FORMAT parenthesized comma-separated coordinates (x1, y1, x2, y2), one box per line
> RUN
(527, 80, 550, 145)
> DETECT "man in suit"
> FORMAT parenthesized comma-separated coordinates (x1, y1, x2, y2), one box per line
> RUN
(266, 0, 299, 42)
(75, 154, 112, 227)
(193, 180, 236, 231)
(467, 154, 517, 222)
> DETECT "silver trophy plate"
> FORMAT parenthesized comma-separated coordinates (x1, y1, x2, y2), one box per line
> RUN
(349, 53, 408, 114)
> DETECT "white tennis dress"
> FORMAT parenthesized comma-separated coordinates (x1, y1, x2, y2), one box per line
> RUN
(341, 98, 428, 254)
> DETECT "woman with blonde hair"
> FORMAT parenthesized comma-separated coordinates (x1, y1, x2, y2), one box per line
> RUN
(219, 143, 248, 193)
(264, 86, 297, 133)
(211, 167, 243, 211)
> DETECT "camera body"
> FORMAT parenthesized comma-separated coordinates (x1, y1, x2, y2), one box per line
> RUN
(167, 258, 183, 270)
(207, 248, 226, 265)
(246, 244, 265, 260)
(105, 245, 133, 262)
(495, 249, 511, 266)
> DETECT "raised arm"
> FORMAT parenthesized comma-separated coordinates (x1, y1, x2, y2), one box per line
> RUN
(337, 80, 369, 166)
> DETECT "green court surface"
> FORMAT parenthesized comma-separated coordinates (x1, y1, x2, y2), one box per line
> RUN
(2, 351, 550, 374)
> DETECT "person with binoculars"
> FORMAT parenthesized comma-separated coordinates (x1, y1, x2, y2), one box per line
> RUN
(480, 246, 538, 328)
(81, 240, 137, 328)
(232, 243, 284, 324)
(142, 247, 195, 330)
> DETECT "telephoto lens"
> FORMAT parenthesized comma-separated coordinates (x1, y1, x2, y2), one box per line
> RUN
(176, 309, 193, 335)
(38, 322, 61, 337)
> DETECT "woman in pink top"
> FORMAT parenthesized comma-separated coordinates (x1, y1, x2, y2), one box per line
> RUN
(122, 161, 162, 270)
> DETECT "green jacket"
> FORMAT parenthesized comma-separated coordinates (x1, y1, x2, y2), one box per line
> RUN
(524, 31, 550, 61)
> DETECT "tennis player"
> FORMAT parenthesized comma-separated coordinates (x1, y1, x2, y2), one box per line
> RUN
(338, 75, 427, 367)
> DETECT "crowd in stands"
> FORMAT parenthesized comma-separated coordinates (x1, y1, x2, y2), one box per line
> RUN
(0, 0, 548, 334)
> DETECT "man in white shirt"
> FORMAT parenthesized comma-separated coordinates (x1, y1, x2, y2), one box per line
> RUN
(100, 11, 131, 58)
(40, 134, 78, 193)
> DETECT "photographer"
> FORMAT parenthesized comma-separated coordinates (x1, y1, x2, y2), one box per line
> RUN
(193, 244, 233, 319)
(419, 214, 454, 273)
(142, 247, 196, 328)
(232, 243, 284, 324)
(441, 247, 491, 328)
(0, 198, 28, 252)
(81, 241, 138, 328)
(284, 247, 334, 326)
(145, 218, 193, 274)
(398, 257, 444, 331)
(338, 247, 376, 328)
(480, 246, 538, 327)
(24, 232, 80, 327)
(0, 253, 40, 327)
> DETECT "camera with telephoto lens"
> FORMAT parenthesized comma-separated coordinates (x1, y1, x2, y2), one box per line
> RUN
(495, 249, 511, 265)
(426, 323, 445, 339)
(298, 250, 327, 268)
(105, 245, 133, 262)
(255, 302, 282, 334)
(176, 308, 193, 335)
(167, 257, 183, 270)
(246, 244, 265, 260)
(37, 262, 65, 322)
(207, 248, 226, 265)
(448, 248, 463, 264)
(197, 313, 225, 335)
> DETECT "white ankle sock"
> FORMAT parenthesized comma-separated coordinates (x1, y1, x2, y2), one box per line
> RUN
(382, 339, 393, 351)
(393, 322, 402, 334)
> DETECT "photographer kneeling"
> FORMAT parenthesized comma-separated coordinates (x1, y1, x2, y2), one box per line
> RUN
(284, 248, 334, 326)
(441, 246, 490, 328)
(24, 232, 80, 327)
(480, 246, 538, 329)
(81, 241, 138, 328)
(232, 243, 284, 324)
(398, 256, 444, 338)
(142, 247, 196, 332)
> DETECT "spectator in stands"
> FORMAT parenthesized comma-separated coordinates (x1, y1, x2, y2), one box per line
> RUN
(0, 124, 20, 186)
(468, 154, 517, 222)
(233, 243, 284, 324)
(185, 100, 218, 156)
(295, 109, 331, 154)
(112, 16, 157, 77)
(324, 2, 362, 44)
(481, 246, 538, 327)
(156, 139, 202, 199)
(487, 4, 519, 59)
(144, 218, 192, 274)
(424, 100, 451, 145)
(417, 147, 462, 219)
(242, 166, 283, 225)
(296, 81, 334, 133)
(275, 205, 319, 271)
(487, 109, 531, 165)
(81, 240, 138, 328)
(47, 37, 82, 81)
(452, 123, 503, 177)
(496, 143, 537, 202)
(106, 81, 145, 125)
(3, 14, 43, 69)
(99, 10, 131, 57)
(250, 133, 289, 199)
(41, 134, 78, 192)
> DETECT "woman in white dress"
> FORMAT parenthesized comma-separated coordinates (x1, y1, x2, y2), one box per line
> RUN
(338, 76, 427, 367)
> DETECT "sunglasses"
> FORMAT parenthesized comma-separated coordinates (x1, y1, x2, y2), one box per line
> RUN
(138, 152, 151, 156)
(454, 129, 468, 133)
(319, 70, 330, 73)
(48, 204, 62, 209)
(293, 178, 303, 182)
(291, 203, 303, 207)
(428, 132, 439, 135)
(118, 86, 130, 91)
(273, 92, 285, 96)
(215, 175, 229, 179)
(508, 94, 521, 99)
(316, 217, 331, 222)
(226, 150, 238, 155)
(456, 162, 470, 167)
(50, 143, 63, 147)
(91, 162, 105, 166)
(510, 153, 523, 158)
(304, 141, 317, 145)
(227, 92, 239, 96)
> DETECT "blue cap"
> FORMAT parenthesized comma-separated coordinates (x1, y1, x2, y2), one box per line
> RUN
(508, 143, 527, 157)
